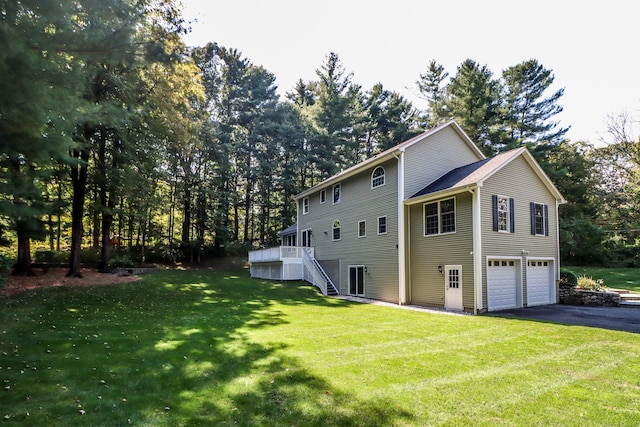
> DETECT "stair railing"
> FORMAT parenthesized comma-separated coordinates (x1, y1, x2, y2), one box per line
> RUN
(301, 248, 338, 296)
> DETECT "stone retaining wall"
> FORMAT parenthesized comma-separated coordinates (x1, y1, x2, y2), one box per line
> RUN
(559, 285, 620, 307)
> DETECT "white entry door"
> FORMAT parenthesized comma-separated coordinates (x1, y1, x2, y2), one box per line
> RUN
(444, 265, 463, 310)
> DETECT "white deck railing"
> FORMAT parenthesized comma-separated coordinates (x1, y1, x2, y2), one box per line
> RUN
(249, 246, 337, 296)
(302, 248, 328, 296)
(248, 246, 314, 263)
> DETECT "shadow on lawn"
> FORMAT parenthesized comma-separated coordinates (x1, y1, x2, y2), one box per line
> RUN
(0, 269, 411, 426)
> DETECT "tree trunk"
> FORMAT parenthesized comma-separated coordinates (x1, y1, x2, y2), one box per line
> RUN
(127, 208, 134, 251)
(181, 184, 191, 244)
(12, 222, 33, 276)
(99, 204, 113, 272)
(67, 146, 90, 278)
(243, 180, 251, 243)
(92, 188, 100, 248)
(56, 179, 62, 251)
(168, 179, 176, 252)
(47, 214, 55, 250)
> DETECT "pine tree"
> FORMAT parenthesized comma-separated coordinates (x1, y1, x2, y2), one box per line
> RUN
(417, 60, 449, 126)
(500, 59, 569, 150)
(308, 52, 359, 177)
(0, 0, 79, 274)
(65, 0, 189, 276)
(446, 59, 501, 155)
(361, 83, 421, 157)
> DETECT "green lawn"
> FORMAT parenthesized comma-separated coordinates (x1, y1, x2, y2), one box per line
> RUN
(1, 268, 639, 426)
(565, 266, 640, 293)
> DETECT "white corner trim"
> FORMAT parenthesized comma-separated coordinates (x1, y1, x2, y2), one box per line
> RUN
(398, 149, 407, 304)
(472, 186, 483, 311)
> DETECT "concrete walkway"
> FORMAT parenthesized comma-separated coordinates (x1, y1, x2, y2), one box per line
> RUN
(485, 304, 640, 333)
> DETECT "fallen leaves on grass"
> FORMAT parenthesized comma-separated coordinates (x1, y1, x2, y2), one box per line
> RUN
(1, 268, 138, 298)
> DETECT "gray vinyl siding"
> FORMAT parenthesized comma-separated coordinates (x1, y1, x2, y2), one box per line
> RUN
(403, 126, 483, 199)
(408, 192, 474, 309)
(480, 155, 559, 307)
(297, 158, 400, 302)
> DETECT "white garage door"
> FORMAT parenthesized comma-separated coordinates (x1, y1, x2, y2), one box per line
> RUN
(487, 259, 518, 311)
(527, 260, 554, 306)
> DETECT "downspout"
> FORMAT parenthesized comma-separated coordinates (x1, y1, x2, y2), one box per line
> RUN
(555, 199, 560, 303)
(395, 149, 407, 304)
(468, 186, 483, 313)
(296, 198, 300, 247)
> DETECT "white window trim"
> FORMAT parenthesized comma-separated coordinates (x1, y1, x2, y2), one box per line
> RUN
(532, 201, 547, 236)
(332, 219, 341, 241)
(497, 194, 510, 233)
(301, 228, 312, 247)
(319, 189, 326, 204)
(423, 197, 456, 237)
(377, 215, 388, 235)
(302, 197, 309, 215)
(348, 265, 366, 296)
(333, 183, 341, 205)
(358, 220, 366, 238)
(371, 166, 386, 189)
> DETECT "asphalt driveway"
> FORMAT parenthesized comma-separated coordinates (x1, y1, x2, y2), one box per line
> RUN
(486, 304, 640, 333)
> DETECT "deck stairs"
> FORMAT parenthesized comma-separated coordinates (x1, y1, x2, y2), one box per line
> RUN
(311, 257, 338, 296)
(302, 249, 338, 296)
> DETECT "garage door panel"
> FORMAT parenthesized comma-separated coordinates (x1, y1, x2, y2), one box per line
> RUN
(527, 260, 553, 306)
(487, 260, 518, 311)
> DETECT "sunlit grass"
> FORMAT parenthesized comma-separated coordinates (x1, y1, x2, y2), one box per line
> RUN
(566, 266, 640, 292)
(0, 268, 639, 426)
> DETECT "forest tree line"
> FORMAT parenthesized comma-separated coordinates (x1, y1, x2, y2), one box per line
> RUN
(1, 0, 639, 277)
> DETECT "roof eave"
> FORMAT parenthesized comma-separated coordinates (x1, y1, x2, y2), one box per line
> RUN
(518, 149, 567, 204)
(293, 150, 400, 201)
(293, 120, 486, 201)
(404, 184, 480, 206)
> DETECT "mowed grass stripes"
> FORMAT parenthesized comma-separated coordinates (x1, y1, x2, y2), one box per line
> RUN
(1, 268, 638, 426)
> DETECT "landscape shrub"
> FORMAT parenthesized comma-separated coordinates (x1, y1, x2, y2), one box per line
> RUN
(577, 275, 605, 291)
(559, 269, 578, 287)
(110, 254, 135, 268)
(34, 250, 68, 264)
(223, 241, 252, 257)
(601, 234, 640, 267)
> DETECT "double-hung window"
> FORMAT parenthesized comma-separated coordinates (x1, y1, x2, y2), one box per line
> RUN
(492, 195, 515, 233)
(530, 202, 549, 236)
(320, 189, 326, 204)
(332, 220, 341, 241)
(302, 197, 309, 215)
(377, 216, 387, 235)
(358, 220, 366, 238)
(333, 183, 341, 204)
(424, 198, 456, 236)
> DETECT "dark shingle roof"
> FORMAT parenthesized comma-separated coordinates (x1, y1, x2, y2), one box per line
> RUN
(279, 224, 297, 236)
(411, 159, 491, 198)
(409, 149, 521, 199)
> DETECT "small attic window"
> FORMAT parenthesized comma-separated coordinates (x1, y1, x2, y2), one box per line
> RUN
(371, 166, 385, 188)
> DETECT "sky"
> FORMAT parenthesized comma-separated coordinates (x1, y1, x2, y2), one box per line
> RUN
(181, 0, 640, 145)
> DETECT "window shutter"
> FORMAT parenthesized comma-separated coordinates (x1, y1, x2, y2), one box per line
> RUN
(544, 204, 549, 236)
(492, 195, 498, 231)
(530, 202, 536, 235)
(509, 198, 515, 233)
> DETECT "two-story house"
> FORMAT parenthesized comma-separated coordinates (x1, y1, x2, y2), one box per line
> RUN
(249, 120, 566, 313)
